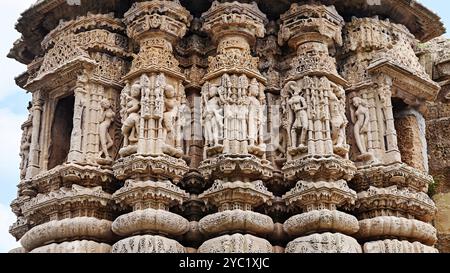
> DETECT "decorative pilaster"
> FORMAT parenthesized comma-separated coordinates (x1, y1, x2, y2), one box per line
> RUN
(26, 91, 44, 179)
(197, 1, 274, 253)
(279, 3, 360, 253)
(341, 17, 439, 253)
(111, 0, 192, 253)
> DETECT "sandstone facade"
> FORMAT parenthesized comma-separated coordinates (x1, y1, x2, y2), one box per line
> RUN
(8, 0, 448, 253)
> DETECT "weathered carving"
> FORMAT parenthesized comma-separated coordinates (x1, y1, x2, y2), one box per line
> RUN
(98, 99, 116, 164)
(8, 0, 445, 254)
(350, 96, 371, 158)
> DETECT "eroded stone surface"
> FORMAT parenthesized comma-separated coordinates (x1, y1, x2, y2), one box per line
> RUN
(284, 210, 359, 237)
(198, 234, 273, 253)
(357, 216, 437, 245)
(30, 240, 111, 253)
(112, 208, 190, 237)
(111, 235, 185, 253)
(285, 233, 362, 253)
(363, 239, 438, 253)
(21, 217, 114, 251)
(199, 210, 274, 237)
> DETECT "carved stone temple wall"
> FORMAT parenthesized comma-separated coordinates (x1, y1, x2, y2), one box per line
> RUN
(8, 0, 449, 253)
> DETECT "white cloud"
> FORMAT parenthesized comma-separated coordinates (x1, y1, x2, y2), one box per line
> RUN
(0, 108, 26, 253)
(0, 0, 35, 101)
(0, 203, 20, 253)
(0, 108, 26, 175)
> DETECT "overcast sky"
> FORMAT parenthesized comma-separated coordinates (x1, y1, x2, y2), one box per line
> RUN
(0, 0, 448, 253)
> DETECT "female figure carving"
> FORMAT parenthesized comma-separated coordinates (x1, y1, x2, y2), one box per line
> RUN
(99, 99, 115, 161)
(350, 96, 370, 154)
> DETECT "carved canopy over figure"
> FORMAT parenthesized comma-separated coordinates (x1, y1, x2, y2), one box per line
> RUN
(98, 98, 115, 163)
(284, 81, 308, 150)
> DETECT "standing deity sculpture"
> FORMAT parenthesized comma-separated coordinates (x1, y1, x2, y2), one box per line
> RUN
(285, 81, 308, 151)
(350, 96, 371, 158)
(329, 83, 348, 148)
(177, 83, 190, 155)
(222, 74, 235, 142)
(237, 75, 249, 143)
(248, 78, 265, 148)
(203, 83, 224, 148)
(98, 98, 115, 164)
(121, 82, 141, 148)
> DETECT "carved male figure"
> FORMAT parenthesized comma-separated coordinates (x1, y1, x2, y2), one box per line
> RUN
(248, 79, 263, 147)
(329, 84, 348, 147)
(122, 83, 141, 147)
(203, 84, 224, 147)
(286, 81, 308, 148)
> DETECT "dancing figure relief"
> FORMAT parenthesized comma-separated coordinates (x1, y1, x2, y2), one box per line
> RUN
(121, 82, 141, 148)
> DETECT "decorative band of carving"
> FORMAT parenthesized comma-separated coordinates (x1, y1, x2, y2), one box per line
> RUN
(285, 232, 362, 253)
(363, 239, 438, 253)
(112, 209, 189, 237)
(21, 217, 114, 251)
(198, 234, 273, 253)
(30, 240, 112, 253)
(284, 210, 359, 237)
(356, 216, 437, 245)
(198, 210, 274, 237)
(111, 235, 185, 253)
(283, 180, 357, 209)
(355, 186, 436, 222)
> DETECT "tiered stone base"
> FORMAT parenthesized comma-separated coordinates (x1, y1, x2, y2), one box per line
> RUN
(198, 234, 273, 253)
(285, 233, 362, 253)
(112, 209, 189, 237)
(199, 210, 273, 235)
(20, 217, 114, 251)
(284, 210, 359, 236)
(357, 216, 437, 245)
(112, 235, 185, 253)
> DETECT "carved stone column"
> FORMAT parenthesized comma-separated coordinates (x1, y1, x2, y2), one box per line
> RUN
(197, 1, 274, 253)
(279, 4, 360, 253)
(341, 17, 439, 253)
(68, 74, 88, 163)
(111, 1, 192, 253)
(26, 91, 44, 179)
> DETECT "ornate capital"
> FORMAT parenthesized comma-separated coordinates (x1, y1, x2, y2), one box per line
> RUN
(279, 4, 344, 48)
(124, 0, 192, 42)
(201, 1, 267, 44)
